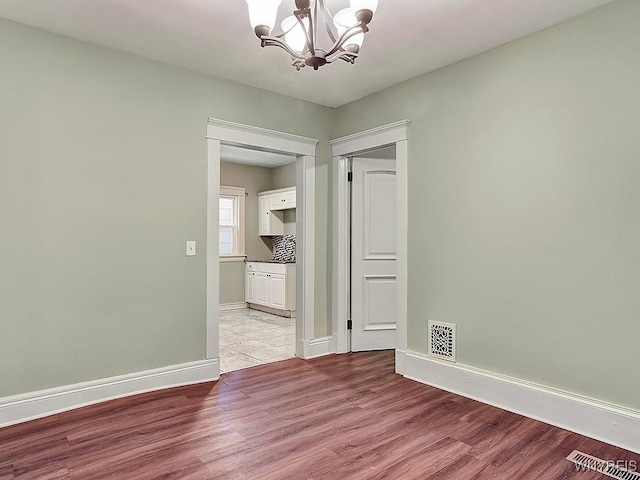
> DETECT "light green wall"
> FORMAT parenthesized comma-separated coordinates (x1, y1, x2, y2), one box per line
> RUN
(0, 17, 333, 397)
(335, 0, 640, 410)
(4, 0, 637, 410)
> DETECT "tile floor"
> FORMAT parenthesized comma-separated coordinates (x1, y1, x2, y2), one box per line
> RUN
(219, 308, 296, 373)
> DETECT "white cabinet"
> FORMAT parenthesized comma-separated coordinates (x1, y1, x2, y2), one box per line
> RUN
(269, 189, 296, 211)
(258, 187, 296, 236)
(269, 274, 286, 309)
(258, 194, 284, 236)
(246, 262, 296, 312)
(245, 270, 257, 303)
(255, 272, 270, 305)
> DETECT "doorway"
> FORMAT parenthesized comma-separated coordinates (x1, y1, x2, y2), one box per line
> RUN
(206, 119, 318, 378)
(331, 121, 410, 373)
(218, 144, 298, 372)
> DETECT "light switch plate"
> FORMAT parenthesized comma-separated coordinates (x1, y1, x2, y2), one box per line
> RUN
(186, 241, 196, 256)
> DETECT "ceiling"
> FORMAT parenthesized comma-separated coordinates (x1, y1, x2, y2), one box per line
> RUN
(0, 0, 617, 107)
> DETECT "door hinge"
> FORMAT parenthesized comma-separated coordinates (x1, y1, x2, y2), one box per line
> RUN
(347, 171, 353, 182)
(347, 319, 352, 330)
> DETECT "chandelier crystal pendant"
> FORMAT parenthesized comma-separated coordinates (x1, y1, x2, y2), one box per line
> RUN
(245, 0, 378, 71)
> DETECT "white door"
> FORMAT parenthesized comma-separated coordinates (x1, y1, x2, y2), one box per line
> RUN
(351, 157, 397, 351)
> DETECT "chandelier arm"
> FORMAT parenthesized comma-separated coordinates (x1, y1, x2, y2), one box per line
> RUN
(325, 24, 367, 57)
(310, 2, 317, 56)
(294, 8, 315, 56)
(261, 36, 307, 60)
(326, 50, 359, 64)
(317, 0, 339, 44)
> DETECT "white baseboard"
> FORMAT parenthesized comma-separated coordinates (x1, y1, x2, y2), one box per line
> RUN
(332, 333, 348, 354)
(304, 336, 335, 359)
(395, 349, 407, 375)
(219, 302, 248, 311)
(0, 358, 220, 428)
(246, 303, 293, 317)
(402, 350, 640, 454)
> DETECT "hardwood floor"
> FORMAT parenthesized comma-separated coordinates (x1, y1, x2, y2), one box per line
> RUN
(1, 351, 638, 479)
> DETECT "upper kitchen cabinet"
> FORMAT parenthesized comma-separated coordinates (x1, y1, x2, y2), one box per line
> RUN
(259, 194, 283, 236)
(269, 188, 296, 211)
(258, 187, 296, 236)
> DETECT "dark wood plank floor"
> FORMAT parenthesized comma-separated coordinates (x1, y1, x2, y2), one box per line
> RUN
(1, 351, 638, 479)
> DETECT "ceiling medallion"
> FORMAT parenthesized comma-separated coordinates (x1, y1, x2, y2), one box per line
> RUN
(245, 0, 378, 70)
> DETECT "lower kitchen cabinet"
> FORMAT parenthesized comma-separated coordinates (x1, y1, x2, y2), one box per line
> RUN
(246, 262, 296, 314)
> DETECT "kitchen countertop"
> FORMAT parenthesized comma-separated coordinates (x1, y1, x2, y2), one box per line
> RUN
(246, 259, 296, 264)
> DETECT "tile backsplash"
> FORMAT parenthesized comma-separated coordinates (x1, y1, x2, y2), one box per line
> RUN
(273, 235, 296, 262)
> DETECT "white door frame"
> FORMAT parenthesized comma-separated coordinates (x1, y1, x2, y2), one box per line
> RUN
(330, 120, 410, 374)
(206, 119, 318, 373)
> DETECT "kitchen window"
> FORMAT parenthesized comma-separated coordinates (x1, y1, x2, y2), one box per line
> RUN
(219, 186, 246, 258)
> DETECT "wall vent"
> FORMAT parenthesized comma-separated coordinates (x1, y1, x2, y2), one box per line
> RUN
(566, 450, 640, 480)
(428, 321, 456, 362)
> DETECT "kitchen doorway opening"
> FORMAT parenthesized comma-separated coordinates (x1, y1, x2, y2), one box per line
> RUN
(206, 119, 318, 378)
(218, 145, 298, 372)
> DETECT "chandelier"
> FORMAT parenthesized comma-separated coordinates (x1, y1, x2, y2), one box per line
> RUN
(245, 0, 378, 71)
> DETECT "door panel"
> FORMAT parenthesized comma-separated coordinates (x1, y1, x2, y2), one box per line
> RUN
(270, 274, 286, 309)
(246, 272, 256, 303)
(351, 157, 397, 352)
(255, 272, 270, 305)
(362, 275, 397, 331)
(363, 173, 397, 260)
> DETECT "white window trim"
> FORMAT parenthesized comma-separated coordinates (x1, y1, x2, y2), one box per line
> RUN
(219, 185, 246, 259)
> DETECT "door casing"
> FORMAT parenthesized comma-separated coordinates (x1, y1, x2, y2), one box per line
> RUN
(330, 120, 410, 374)
(206, 119, 318, 374)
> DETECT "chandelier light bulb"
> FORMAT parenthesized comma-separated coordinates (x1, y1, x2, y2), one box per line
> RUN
(333, 9, 364, 48)
(281, 16, 308, 53)
(246, 0, 282, 36)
